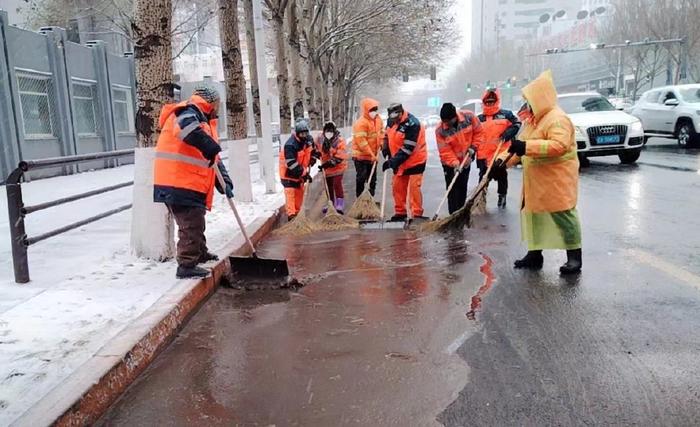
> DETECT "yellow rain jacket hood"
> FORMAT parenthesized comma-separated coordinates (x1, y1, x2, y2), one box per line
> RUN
(503, 70, 581, 250)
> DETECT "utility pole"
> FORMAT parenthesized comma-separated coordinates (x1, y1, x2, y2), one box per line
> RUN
(252, 0, 276, 193)
(615, 47, 623, 95)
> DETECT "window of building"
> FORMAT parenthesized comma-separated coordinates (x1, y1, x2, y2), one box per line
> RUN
(72, 82, 99, 135)
(112, 86, 135, 133)
(17, 73, 54, 138)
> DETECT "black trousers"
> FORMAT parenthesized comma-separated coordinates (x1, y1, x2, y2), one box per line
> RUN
(477, 159, 508, 195)
(442, 164, 470, 214)
(354, 159, 377, 197)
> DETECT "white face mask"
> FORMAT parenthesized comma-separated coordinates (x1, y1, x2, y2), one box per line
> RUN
(324, 132, 334, 139)
(369, 111, 378, 119)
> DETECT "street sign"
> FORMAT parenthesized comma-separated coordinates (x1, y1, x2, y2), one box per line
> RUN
(427, 96, 441, 108)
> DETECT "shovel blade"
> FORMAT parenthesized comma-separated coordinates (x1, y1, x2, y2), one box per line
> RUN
(229, 255, 290, 280)
(359, 221, 409, 230)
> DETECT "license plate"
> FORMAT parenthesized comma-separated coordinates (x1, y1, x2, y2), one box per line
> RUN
(596, 135, 620, 144)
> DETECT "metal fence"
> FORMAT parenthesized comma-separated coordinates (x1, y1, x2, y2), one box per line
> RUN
(0, 10, 137, 180)
(5, 149, 135, 283)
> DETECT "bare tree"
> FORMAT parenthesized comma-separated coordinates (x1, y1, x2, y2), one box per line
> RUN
(286, 0, 305, 120)
(264, 0, 292, 133)
(242, 0, 262, 135)
(132, 0, 173, 147)
(218, 0, 248, 139)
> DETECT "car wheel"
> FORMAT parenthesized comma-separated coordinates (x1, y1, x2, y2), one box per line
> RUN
(619, 148, 641, 164)
(676, 121, 694, 147)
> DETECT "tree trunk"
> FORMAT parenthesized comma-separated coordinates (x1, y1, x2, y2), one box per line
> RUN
(271, 17, 291, 133)
(242, 0, 261, 136)
(219, 0, 248, 140)
(286, 0, 304, 120)
(131, 0, 175, 260)
(314, 72, 325, 123)
(304, 59, 320, 129)
(133, 0, 173, 147)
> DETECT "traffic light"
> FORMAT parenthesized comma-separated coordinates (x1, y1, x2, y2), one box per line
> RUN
(430, 65, 437, 81)
(402, 68, 409, 82)
(466, 83, 471, 92)
(505, 79, 511, 88)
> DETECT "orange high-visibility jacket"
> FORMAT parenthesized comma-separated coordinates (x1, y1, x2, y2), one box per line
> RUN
(315, 132, 348, 177)
(435, 111, 484, 168)
(352, 98, 384, 161)
(153, 95, 223, 210)
(477, 89, 519, 163)
(279, 133, 313, 188)
(386, 111, 427, 176)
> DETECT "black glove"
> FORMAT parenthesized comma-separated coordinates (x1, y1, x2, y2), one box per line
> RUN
(488, 159, 505, 180)
(320, 160, 335, 170)
(382, 160, 393, 172)
(225, 184, 234, 198)
(303, 174, 313, 183)
(311, 149, 322, 160)
(508, 139, 526, 156)
(382, 142, 391, 159)
(501, 124, 521, 142)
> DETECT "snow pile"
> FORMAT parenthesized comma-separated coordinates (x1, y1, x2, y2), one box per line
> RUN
(0, 161, 284, 425)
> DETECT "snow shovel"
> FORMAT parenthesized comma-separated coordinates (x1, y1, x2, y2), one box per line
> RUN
(214, 165, 290, 281)
(359, 169, 406, 230)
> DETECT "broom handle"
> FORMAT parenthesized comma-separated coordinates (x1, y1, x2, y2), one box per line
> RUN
(320, 167, 332, 202)
(380, 169, 389, 222)
(215, 164, 257, 257)
(466, 142, 513, 204)
(364, 156, 379, 192)
(431, 151, 474, 221)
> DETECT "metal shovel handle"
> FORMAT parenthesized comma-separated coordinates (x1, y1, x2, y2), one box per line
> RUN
(214, 164, 258, 257)
(380, 169, 389, 227)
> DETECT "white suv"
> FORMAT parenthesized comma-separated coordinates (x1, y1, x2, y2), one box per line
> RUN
(629, 84, 700, 147)
(558, 93, 645, 165)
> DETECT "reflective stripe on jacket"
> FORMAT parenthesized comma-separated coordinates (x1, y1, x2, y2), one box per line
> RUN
(386, 111, 427, 176)
(153, 95, 221, 210)
(352, 98, 384, 161)
(279, 133, 313, 188)
(436, 111, 484, 167)
(315, 132, 348, 177)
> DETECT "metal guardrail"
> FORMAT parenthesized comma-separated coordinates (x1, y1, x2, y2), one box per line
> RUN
(5, 149, 135, 284)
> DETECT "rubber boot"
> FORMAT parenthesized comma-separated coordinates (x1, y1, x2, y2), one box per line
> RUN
(176, 265, 210, 279)
(390, 214, 407, 222)
(322, 205, 328, 215)
(498, 194, 507, 209)
(198, 251, 219, 264)
(288, 214, 297, 222)
(334, 198, 345, 215)
(560, 249, 582, 275)
(514, 250, 544, 270)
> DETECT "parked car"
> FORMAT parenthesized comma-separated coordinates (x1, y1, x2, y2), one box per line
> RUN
(628, 84, 700, 147)
(460, 98, 483, 115)
(558, 92, 645, 165)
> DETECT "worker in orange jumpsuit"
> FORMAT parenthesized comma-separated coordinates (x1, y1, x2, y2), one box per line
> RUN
(315, 121, 348, 214)
(382, 103, 428, 221)
(352, 98, 384, 197)
(279, 120, 317, 220)
(436, 102, 484, 214)
(153, 86, 233, 279)
(477, 88, 520, 208)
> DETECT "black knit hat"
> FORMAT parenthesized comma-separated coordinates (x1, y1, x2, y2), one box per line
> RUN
(440, 103, 457, 121)
(323, 121, 337, 132)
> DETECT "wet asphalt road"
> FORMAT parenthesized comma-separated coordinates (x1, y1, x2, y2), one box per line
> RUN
(101, 137, 700, 426)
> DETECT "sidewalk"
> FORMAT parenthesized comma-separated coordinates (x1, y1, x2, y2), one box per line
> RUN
(0, 160, 286, 425)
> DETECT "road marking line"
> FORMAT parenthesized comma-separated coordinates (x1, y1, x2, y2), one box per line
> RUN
(445, 330, 470, 354)
(627, 249, 700, 291)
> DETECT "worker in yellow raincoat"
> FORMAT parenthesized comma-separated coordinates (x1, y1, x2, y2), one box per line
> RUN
(491, 70, 582, 275)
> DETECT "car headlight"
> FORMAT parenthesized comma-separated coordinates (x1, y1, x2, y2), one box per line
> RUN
(575, 126, 586, 140)
(629, 120, 643, 135)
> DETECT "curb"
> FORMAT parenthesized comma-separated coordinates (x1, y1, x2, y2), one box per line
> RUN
(14, 205, 286, 427)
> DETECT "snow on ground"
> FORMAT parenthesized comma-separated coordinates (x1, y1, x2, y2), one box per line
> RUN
(0, 160, 284, 425)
